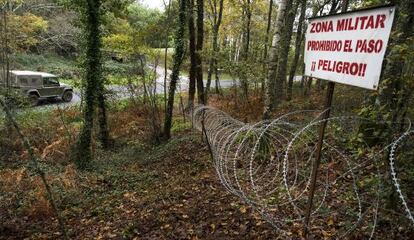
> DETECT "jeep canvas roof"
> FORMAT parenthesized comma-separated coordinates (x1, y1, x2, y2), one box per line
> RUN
(11, 70, 57, 78)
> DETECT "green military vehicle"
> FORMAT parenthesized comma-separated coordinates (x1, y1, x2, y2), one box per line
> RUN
(1, 71, 74, 105)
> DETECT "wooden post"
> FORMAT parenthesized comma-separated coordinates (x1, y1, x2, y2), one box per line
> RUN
(303, 1, 349, 237)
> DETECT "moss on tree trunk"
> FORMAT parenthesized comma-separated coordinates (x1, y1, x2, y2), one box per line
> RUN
(163, 0, 187, 140)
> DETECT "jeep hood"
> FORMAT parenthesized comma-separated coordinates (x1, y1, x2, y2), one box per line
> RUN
(60, 83, 72, 88)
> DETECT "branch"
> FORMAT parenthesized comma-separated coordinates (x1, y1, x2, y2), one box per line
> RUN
(0, 98, 69, 240)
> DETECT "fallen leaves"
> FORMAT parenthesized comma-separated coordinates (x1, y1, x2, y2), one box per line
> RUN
(327, 217, 334, 226)
(322, 229, 334, 239)
(240, 206, 247, 214)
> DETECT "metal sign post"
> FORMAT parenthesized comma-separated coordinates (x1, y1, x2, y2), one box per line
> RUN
(303, 1, 348, 237)
(303, 81, 336, 236)
(302, 2, 396, 238)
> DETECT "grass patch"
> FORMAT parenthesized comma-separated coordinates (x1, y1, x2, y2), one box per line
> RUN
(12, 53, 79, 79)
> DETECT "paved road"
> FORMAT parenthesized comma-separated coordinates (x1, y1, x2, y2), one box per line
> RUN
(35, 65, 302, 110)
(36, 67, 237, 109)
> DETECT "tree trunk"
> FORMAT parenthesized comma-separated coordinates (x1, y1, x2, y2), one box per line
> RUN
(1, 4, 13, 135)
(187, 0, 196, 109)
(300, 0, 328, 99)
(76, 0, 102, 169)
(299, 52, 306, 95)
(195, 0, 205, 104)
(0, 3, 11, 91)
(273, 0, 298, 103)
(163, 0, 172, 113)
(97, 87, 109, 148)
(287, 0, 306, 101)
(304, 77, 312, 96)
(240, 0, 252, 101)
(316, 78, 322, 91)
(214, 55, 221, 94)
(263, 0, 291, 119)
(206, 0, 224, 100)
(261, 0, 273, 95)
(206, 52, 214, 97)
(0, 7, 6, 87)
(163, 0, 187, 140)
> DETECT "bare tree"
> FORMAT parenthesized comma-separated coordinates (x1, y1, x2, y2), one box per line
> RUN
(261, 0, 274, 95)
(205, 0, 224, 100)
(0, 1, 11, 91)
(239, 0, 252, 100)
(187, 0, 196, 109)
(287, 0, 306, 101)
(273, 0, 298, 102)
(195, 0, 205, 104)
(163, 0, 172, 113)
(188, 0, 197, 109)
(263, 0, 291, 119)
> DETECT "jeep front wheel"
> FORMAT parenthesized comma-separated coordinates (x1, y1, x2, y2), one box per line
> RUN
(62, 90, 73, 102)
(29, 94, 39, 106)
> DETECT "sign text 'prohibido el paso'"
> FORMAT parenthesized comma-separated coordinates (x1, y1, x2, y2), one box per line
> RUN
(304, 5, 396, 90)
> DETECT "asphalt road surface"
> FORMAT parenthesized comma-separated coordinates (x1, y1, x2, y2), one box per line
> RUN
(36, 66, 237, 109)
(35, 66, 302, 110)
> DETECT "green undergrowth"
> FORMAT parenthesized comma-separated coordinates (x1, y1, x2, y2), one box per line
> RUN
(12, 53, 79, 79)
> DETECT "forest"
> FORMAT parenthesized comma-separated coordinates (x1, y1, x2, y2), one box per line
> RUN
(0, 0, 413, 239)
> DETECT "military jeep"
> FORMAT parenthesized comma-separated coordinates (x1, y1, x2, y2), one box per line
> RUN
(2, 71, 74, 105)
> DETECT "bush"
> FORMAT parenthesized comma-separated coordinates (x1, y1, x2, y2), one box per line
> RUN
(11, 53, 80, 79)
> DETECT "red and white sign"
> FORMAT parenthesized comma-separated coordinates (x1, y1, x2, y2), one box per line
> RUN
(304, 5, 395, 90)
